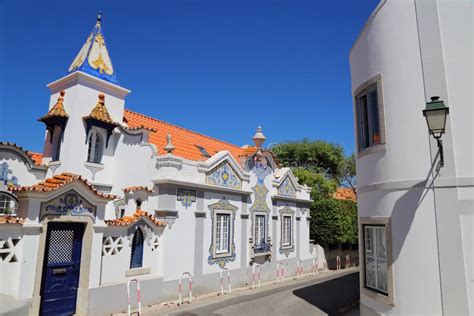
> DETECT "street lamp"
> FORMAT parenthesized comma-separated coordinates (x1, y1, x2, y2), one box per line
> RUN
(422, 96, 450, 167)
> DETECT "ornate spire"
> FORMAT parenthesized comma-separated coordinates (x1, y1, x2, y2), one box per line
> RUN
(253, 126, 266, 148)
(68, 13, 117, 83)
(38, 91, 69, 141)
(39, 91, 69, 122)
(163, 134, 176, 154)
(84, 93, 116, 124)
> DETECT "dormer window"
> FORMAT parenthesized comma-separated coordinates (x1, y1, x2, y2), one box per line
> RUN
(196, 145, 210, 158)
(87, 129, 103, 164)
(39, 90, 69, 161)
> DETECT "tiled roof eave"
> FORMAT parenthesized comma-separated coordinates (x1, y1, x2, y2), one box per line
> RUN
(9, 172, 117, 200)
(105, 210, 166, 227)
(0, 216, 25, 225)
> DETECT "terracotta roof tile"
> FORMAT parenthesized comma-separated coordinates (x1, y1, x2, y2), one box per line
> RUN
(105, 210, 166, 227)
(123, 186, 154, 193)
(333, 188, 357, 202)
(9, 172, 116, 199)
(39, 91, 69, 122)
(83, 93, 118, 126)
(0, 216, 25, 225)
(123, 109, 246, 161)
(0, 142, 45, 166)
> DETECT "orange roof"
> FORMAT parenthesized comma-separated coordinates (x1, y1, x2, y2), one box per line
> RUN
(0, 216, 25, 225)
(27, 152, 43, 165)
(124, 109, 246, 161)
(333, 188, 357, 202)
(105, 210, 166, 227)
(9, 172, 116, 199)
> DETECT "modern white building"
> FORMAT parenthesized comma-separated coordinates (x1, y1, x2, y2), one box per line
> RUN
(350, 0, 473, 315)
(0, 15, 319, 315)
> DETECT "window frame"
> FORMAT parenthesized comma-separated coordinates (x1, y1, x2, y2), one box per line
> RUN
(215, 213, 231, 254)
(353, 74, 386, 157)
(254, 213, 266, 246)
(212, 209, 234, 258)
(281, 214, 293, 248)
(360, 217, 394, 306)
(363, 224, 387, 295)
(0, 192, 18, 216)
(86, 129, 104, 164)
(129, 227, 144, 269)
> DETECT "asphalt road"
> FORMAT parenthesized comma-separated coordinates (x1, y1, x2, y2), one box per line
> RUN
(161, 270, 360, 316)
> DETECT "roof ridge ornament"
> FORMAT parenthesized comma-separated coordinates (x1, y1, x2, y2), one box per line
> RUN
(253, 126, 266, 148)
(164, 134, 176, 154)
(68, 12, 117, 83)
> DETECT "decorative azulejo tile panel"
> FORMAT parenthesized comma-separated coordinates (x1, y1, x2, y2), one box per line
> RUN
(0, 162, 18, 186)
(206, 161, 242, 189)
(278, 176, 296, 197)
(177, 189, 196, 208)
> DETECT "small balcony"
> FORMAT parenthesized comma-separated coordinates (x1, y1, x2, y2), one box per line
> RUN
(250, 237, 272, 264)
(254, 242, 271, 254)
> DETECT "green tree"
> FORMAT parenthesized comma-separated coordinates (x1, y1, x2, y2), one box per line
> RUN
(340, 153, 357, 194)
(271, 139, 358, 245)
(271, 140, 345, 199)
(311, 199, 358, 245)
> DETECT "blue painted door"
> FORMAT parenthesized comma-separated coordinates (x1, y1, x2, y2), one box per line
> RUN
(40, 222, 84, 315)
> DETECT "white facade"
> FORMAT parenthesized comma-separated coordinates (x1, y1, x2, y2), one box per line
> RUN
(350, 1, 473, 315)
(0, 16, 318, 315)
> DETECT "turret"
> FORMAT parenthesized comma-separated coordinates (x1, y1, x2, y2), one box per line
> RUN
(39, 13, 130, 184)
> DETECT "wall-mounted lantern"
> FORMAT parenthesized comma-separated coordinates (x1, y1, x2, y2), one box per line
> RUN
(422, 96, 449, 167)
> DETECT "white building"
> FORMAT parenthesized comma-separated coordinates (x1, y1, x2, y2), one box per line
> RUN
(0, 15, 318, 315)
(350, 1, 473, 315)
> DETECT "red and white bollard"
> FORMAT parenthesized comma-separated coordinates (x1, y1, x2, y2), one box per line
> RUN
(252, 264, 261, 289)
(178, 272, 193, 305)
(345, 255, 351, 268)
(277, 262, 285, 284)
(127, 279, 141, 316)
(296, 260, 303, 279)
(336, 256, 341, 270)
(220, 268, 231, 295)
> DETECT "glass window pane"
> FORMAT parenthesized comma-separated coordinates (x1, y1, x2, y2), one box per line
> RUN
(369, 89, 380, 145)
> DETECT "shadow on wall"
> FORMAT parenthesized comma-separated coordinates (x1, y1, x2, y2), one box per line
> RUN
(293, 272, 360, 315)
(390, 152, 441, 262)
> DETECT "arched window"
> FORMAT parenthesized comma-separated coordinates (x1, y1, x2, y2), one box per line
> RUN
(130, 228, 144, 269)
(87, 130, 103, 164)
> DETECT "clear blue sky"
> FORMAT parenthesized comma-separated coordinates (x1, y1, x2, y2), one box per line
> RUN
(0, 0, 379, 155)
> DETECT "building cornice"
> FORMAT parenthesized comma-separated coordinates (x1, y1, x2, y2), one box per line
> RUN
(152, 178, 252, 196)
(47, 71, 131, 99)
(271, 195, 313, 204)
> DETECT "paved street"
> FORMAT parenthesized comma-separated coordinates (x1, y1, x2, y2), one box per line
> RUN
(136, 269, 359, 316)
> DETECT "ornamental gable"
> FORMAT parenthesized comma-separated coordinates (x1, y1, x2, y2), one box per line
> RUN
(205, 161, 242, 189)
(278, 176, 297, 197)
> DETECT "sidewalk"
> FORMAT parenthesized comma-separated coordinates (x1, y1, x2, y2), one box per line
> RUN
(114, 267, 359, 316)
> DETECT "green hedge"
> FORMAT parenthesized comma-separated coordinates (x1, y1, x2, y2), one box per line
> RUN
(310, 199, 358, 246)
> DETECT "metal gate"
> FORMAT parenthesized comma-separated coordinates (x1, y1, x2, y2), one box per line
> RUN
(40, 222, 84, 315)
